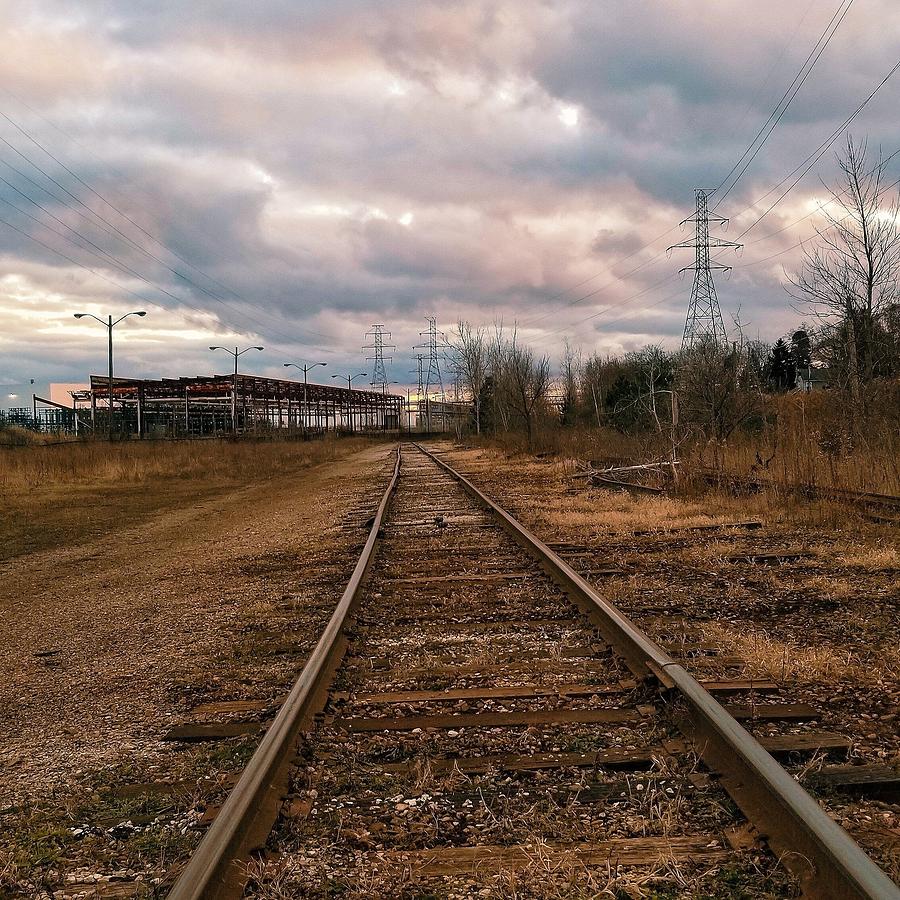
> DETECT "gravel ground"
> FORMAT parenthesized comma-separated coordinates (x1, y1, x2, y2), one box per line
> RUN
(437, 442, 900, 885)
(250, 446, 798, 899)
(0, 442, 396, 896)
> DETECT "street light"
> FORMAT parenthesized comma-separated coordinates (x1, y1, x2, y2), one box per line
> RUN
(73, 310, 146, 439)
(331, 372, 368, 390)
(210, 345, 264, 433)
(284, 361, 327, 434)
(332, 373, 367, 433)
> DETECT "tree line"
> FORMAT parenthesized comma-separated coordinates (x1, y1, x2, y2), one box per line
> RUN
(447, 138, 900, 450)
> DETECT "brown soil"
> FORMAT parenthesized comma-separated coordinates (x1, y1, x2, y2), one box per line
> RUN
(0, 442, 395, 896)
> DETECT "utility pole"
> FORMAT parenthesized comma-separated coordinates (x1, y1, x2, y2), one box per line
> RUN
(73, 310, 146, 440)
(669, 189, 741, 349)
(650, 387, 680, 483)
(210, 345, 263, 433)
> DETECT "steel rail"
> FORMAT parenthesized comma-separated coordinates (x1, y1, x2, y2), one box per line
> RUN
(695, 467, 900, 511)
(168, 446, 402, 900)
(416, 443, 899, 900)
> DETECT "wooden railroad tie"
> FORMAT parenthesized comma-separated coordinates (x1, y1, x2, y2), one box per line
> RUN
(371, 835, 732, 876)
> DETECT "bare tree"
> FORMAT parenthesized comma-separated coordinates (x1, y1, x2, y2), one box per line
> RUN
(503, 334, 552, 449)
(581, 352, 619, 427)
(449, 320, 487, 434)
(789, 138, 900, 405)
(559, 340, 581, 426)
(487, 320, 510, 433)
(678, 335, 764, 461)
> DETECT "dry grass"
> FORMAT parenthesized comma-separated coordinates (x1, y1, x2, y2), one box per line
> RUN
(537, 489, 770, 538)
(835, 546, 900, 570)
(245, 849, 793, 899)
(790, 574, 858, 601)
(698, 390, 900, 497)
(473, 425, 651, 464)
(0, 435, 381, 561)
(0, 425, 64, 447)
(476, 388, 900, 496)
(0, 433, 374, 489)
(702, 622, 900, 686)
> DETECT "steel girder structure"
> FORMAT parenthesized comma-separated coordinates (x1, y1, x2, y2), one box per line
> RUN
(74, 374, 404, 437)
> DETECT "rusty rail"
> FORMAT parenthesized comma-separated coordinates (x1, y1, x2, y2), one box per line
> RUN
(168, 447, 401, 900)
(694, 467, 900, 511)
(417, 443, 899, 900)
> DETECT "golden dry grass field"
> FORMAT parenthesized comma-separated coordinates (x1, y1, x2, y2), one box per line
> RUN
(0, 436, 378, 562)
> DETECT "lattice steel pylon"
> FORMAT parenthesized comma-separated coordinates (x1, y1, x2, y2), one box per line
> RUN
(413, 316, 446, 400)
(410, 354, 425, 398)
(669, 189, 742, 349)
(363, 325, 394, 390)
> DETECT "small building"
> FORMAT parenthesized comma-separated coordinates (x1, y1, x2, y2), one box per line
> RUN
(794, 367, 832, 393)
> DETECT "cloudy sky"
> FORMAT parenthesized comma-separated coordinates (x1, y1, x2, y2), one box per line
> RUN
(2, 0, 900, 391)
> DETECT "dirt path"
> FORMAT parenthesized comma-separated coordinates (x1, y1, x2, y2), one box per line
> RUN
(0, 443, 394, 807)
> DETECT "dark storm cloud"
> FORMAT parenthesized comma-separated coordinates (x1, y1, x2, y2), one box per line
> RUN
(2, 0, 900, 383)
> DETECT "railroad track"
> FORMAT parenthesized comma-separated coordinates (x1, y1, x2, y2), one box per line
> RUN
(575, 459, 900, 523)
(693, 469, 900, 523)
(168, 443, 899, 899)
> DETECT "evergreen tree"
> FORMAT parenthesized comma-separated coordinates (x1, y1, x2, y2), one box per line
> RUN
(765, 338, 795, 392)
(791, 329, 812, 374)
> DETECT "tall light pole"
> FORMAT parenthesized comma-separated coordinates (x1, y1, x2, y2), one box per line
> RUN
(332, 372, 367, 433)
(284, 361, 327, 434)
(331, 372, 368, 391)
(73, 310, 146, 440)
(210, 345, 263, 433)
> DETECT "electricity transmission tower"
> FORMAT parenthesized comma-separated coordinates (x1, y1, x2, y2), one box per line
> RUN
(414, 316, 445, 399)
(410, 354, 425, 398)
(363, 325, 394, 390)
(669, 189, 742, 348)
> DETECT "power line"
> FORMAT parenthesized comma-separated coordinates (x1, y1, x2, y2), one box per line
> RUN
(520, 4, 867, 336)
(526, 34, 900, 350)
(734, 56, 900, 239)
(530, 269, 679, 346)
(734, 167, 900, 269)
(727, 0, 818, 142)
(714, 0, 855, 206)
(0, 207, 327, 367)
(0, 174, 330, 354)
(528, 159, 896, 349)
(0, 106, 333, 343)
(0, 105, 254, 303)
(0, 211, 212, 322)
(515, 224, 679, 329)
